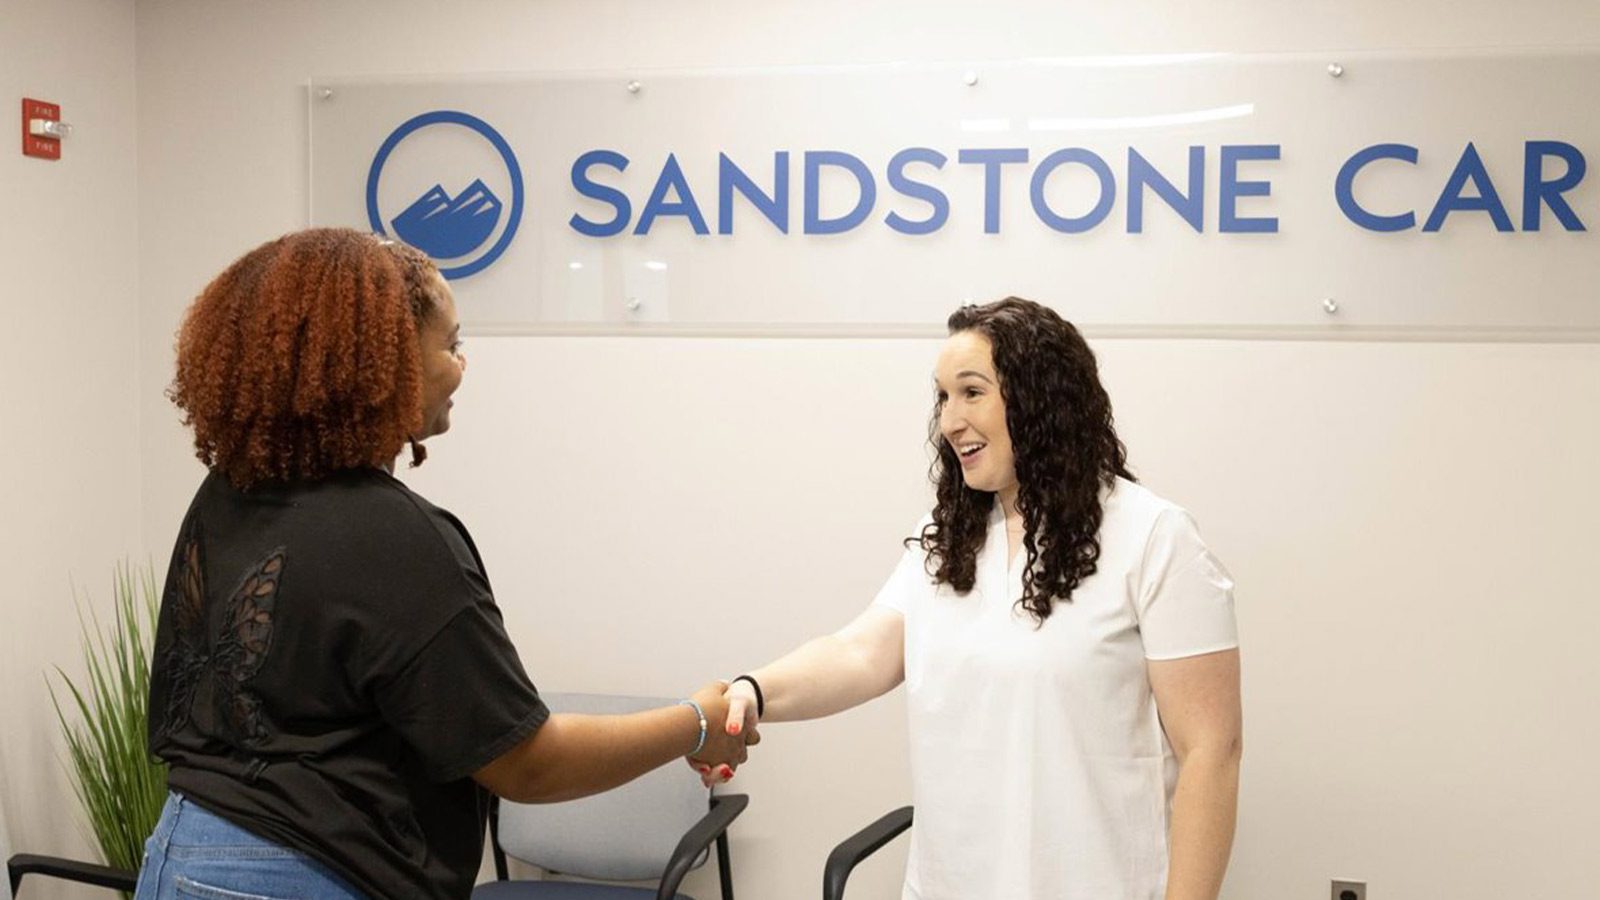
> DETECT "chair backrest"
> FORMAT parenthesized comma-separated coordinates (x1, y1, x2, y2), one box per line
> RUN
(495, 693, 712, 881)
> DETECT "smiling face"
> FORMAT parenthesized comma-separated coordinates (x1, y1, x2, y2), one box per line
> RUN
(416, 274, 466, 441)
(934, 329, 1018, 503)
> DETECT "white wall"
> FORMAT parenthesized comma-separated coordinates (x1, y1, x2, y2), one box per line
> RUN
(0, 0, 141, 896)
(21, 0, 1579, 898)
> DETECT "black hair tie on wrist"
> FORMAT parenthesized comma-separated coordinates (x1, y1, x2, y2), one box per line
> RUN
(732, 674, 765, 718)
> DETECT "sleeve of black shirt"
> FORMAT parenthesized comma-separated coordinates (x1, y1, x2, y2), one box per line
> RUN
(373, 596, 550, 783)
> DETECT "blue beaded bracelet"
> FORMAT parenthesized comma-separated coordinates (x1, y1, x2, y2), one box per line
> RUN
(678, 698, 707, 755)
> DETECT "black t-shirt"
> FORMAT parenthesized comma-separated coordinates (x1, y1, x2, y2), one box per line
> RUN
(148, 468, 548, 900)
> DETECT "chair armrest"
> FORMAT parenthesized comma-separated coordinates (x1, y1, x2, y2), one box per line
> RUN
(657, 793, 749, 900)
(487, 795, 510, 881)
(822, 806, 913, 900)
(9, 853, 139, 894)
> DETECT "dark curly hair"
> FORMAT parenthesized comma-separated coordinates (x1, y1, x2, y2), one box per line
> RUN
(916, 297, 1133, 623)
(169, 228, 443, 489)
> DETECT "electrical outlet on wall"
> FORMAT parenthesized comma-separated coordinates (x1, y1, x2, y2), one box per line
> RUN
(1332, 879, 1366, 900)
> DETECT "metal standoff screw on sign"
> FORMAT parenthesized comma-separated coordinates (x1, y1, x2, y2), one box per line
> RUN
(627, 80, 642, 94)
(1322, 298, 1340, 314)
(1327, 62, 1345, 78)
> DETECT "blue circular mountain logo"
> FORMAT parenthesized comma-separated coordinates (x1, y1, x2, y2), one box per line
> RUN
(366, 110, 523, 280)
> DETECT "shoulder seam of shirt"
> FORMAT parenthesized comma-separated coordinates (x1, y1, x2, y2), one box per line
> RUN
(370, 476, 480, 568)
(1132, 505, 1189, 617)
(365, 476, 498, 666)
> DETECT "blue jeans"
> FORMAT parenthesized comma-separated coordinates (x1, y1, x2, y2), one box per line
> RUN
(135, 792, 368, 900)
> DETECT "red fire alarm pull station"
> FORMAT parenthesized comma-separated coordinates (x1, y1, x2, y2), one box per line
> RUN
(22, 98, 64, 160)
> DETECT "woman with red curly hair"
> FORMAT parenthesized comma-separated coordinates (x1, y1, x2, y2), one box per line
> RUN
(135, 228, 750, 900)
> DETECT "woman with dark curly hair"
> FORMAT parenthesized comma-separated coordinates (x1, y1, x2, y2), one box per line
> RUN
(135, 228, 750, 900)
(708, 297, 1241, 899)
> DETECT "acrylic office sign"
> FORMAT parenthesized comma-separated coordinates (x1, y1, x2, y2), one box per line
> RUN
(309, 51, 1600, 339)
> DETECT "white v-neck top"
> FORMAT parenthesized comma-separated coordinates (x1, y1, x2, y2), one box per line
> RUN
(873, 478, 1237, 899)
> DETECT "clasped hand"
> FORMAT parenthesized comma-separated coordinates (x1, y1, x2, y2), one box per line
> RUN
(685, 679, 762, 786)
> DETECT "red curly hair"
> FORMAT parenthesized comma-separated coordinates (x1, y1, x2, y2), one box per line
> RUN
(170, 228, 443, 489)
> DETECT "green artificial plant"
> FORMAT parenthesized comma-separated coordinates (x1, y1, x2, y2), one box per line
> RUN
(49, 562, 168, 877)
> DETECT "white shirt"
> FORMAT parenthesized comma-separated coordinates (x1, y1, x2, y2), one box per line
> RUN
(873, 478, 1237, 900)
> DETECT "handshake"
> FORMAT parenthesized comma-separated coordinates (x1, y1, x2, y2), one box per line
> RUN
(683, 678, 764, 788)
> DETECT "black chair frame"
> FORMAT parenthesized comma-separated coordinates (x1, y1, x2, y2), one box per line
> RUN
(821, 806, 913, 900)
(8, 853, 138, 896)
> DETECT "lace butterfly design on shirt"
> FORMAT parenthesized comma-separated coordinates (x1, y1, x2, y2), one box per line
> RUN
(159, 534, 286, 746)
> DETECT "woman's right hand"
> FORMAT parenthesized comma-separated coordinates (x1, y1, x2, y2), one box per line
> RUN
(687, 680, 761, 786)
(686, 681, 755, 782)
(723, 678, 761, 740)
